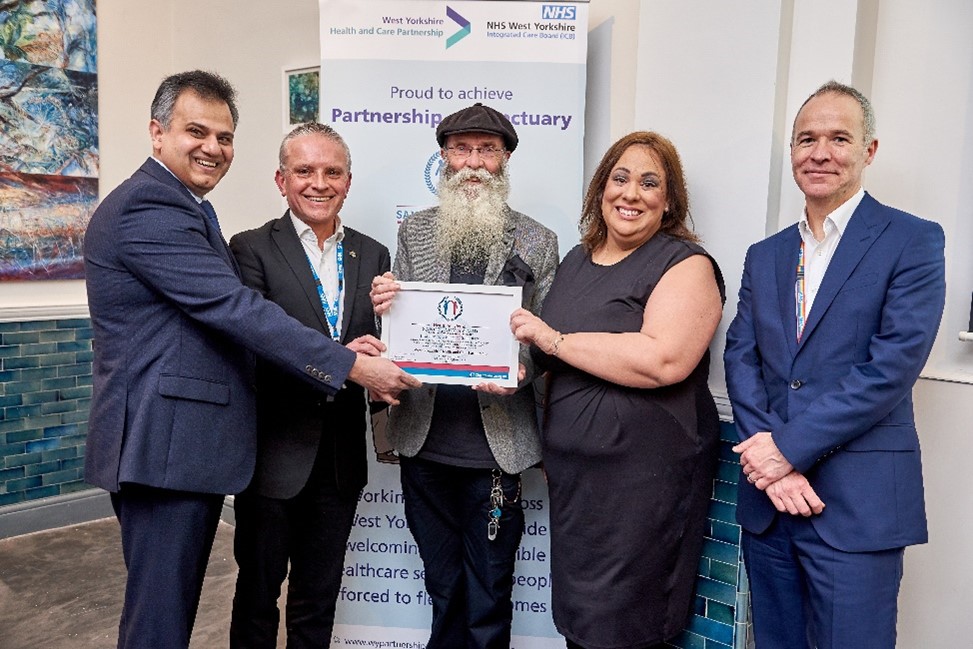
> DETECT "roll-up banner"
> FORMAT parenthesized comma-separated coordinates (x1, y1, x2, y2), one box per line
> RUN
(320, 2, 588, 646)
(319, 0, 588, 257)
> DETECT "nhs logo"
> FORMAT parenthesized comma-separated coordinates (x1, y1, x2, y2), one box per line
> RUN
(541, 4, 577, 20)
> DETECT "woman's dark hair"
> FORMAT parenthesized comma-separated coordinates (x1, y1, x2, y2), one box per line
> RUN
(580, 131, 697, 251)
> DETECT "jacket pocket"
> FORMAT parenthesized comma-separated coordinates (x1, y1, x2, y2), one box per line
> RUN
(837, 271, 879, 293)
(159, 374, 230, 405)
(843, 423, 918, 452)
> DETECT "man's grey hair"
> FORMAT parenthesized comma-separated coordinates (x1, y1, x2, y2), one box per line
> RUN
(151, 70, 239, 129)
(793, 80, 876, 147)
(279, 122, 352, 173)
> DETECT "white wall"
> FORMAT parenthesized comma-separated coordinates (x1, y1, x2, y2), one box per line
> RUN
(868, 3, 973, 647)
(2, 0, 970, 645)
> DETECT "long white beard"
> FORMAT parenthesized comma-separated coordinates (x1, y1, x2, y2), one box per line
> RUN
(435, 163, 510, 269)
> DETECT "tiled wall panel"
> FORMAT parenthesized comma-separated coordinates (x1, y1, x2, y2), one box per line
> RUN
(0, 319, 94, 507)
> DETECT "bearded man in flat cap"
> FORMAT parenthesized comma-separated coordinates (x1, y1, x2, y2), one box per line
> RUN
(370, 103, 559, 649)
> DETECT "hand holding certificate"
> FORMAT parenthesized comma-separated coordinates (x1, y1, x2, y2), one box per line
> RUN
(379, 281, 522, 388)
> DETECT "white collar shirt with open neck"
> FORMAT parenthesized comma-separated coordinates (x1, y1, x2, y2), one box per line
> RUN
(290, 212, 345, 329)
(797, 187, 864, 319)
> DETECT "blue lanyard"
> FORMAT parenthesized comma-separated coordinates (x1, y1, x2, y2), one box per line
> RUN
(304, 240, 344, 341)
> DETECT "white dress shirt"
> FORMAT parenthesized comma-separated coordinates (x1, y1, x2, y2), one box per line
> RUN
(797, 188, 865, 320)
(290, 213, 345, 338)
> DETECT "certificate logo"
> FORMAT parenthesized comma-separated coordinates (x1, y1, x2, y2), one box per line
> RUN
(437, 295, 464, 321)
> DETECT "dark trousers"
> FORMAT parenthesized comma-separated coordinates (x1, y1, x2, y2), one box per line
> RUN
(229, 448, 359, 649)
(742, 514, 905, 649)
(110, 484, 224, 649)
(400, 456, 524, 649)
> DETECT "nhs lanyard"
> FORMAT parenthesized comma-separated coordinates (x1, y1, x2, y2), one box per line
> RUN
(304, 240, 344, 342)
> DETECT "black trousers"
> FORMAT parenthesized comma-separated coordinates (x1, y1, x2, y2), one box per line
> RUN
(111, 484, 224, 649)
(229, 445, 358, 649)
(400, 456, 524, 649)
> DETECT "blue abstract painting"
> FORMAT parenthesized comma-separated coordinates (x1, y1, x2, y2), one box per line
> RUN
(0, 0, 98, 280)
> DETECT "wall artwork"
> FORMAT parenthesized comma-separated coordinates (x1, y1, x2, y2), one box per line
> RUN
(285, 66, 320, 129)
(0, 0, 98, 280)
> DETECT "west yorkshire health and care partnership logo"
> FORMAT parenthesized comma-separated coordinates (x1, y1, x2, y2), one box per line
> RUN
(445, 6, 470, 48)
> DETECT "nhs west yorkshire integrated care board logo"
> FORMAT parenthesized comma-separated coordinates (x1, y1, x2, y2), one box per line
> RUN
(447, 4, 577, 49)
(540, 4, 577, 20)
(484, 3, 579, 42)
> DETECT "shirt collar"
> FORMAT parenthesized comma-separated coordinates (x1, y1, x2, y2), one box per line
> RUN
(798, 187, 865, 242)
(151, 156, 204, 203)
(289, 211, 344, 247)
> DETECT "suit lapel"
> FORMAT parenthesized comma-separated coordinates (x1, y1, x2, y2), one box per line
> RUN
(775, 226, 801, 357)
(270, 212, 332, 335)
(411, 212, 449, 283)
(797, 193, 890, 349)
(139, 159, 240, 276)
(340, 228, 361, 343)
(199, 203, 240, 275)
(484, 211, 516, 286)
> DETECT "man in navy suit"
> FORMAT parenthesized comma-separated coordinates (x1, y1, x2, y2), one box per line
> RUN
(83, 71, 419, 649)
(724, 80, 946, 649)
(227, 123, 389, 648)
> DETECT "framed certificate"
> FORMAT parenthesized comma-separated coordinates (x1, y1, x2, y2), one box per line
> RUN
(381, 282, 523, 387)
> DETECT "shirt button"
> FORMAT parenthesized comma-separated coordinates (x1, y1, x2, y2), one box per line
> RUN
(789, 379, 803, 390)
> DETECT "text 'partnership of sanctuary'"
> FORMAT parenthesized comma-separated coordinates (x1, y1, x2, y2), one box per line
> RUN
(330, 107, 573, 131)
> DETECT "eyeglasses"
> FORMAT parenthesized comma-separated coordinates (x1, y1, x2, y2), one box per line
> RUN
(444, 145, 506, 160)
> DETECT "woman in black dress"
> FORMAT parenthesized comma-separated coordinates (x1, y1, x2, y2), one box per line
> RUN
(511, 132, 724, 649)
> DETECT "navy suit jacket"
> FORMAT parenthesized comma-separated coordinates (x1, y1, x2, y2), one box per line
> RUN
(83, 159, 357, 495)
(229, 214, 390, 499)
(724, 193, 945, 552)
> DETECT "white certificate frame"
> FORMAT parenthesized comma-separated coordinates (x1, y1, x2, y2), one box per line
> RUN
(381, 282, 522, 388)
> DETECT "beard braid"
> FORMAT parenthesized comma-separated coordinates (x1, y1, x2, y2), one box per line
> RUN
(435, 162, 511, 270)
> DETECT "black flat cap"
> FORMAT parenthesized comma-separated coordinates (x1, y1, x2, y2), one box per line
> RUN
(436, 102, 518, 152)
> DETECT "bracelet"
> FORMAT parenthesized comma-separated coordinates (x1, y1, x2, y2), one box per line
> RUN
(550, 331, 565, 357)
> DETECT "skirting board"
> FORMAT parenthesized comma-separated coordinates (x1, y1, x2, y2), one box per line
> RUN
(0, 489, 237, 539)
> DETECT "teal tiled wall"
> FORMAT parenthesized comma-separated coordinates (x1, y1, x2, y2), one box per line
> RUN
(0, 318, 94, 507)
(668, 421, 750, 649)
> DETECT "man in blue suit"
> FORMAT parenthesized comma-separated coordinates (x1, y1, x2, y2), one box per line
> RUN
(724, 80, 946, 649)
(83, 70, 419, 649)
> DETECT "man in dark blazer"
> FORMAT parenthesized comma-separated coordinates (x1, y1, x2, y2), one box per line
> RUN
(83, 71, 418, 649)
(227, 123, 388, 648)
(724, 81, 946, 649)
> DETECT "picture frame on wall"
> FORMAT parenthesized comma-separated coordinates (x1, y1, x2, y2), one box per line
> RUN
(283, 66, 320, 130)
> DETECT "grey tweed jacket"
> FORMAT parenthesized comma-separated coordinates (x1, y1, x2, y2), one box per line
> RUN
(387, 206, 559, 474)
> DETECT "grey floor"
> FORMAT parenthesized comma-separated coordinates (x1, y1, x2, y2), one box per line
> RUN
(0, 517, 280, 649)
